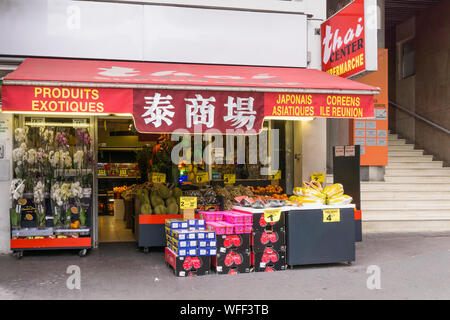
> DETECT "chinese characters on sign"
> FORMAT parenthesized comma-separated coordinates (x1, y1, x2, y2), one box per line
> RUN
(133, 89, 265, 134)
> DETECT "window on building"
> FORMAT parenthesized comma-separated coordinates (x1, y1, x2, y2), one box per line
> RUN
(401, 39, 415, 79)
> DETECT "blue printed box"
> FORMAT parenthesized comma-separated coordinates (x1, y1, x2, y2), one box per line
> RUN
(173, 239, 197, 248)
(172, 229, 197, 241)
(197, 239, 217, 248)
(172, 247, 197, 257)
(197, 248, 217, 256)
(196, 231, 215, 240)
(165, 219, 188, 230)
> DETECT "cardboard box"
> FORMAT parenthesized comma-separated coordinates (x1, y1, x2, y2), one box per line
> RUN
(170, 246, 197, 257)
(197, 248, 217, 256)
(252, 211, 286, 232)
(196, 230, 216, 240)
(165, 219, 188, 230)
(251, 247, 286, 272)
(216, 234, 250, 254)
(197, 239, 217, 248)
(211, 250, 251, 274)
(251, 229, 286, 253)
(172, 238, 197, 248)
(212, 249, 251, 270)
(165, 247, 211, 277)
(114, 199, 125, 220)
(172, 229, 197, 241)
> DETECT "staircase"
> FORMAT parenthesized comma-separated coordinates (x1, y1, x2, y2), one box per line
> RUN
(328, 132, 450, 233)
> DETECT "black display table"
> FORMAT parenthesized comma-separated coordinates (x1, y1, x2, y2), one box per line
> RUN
(286, 206, 355, 266)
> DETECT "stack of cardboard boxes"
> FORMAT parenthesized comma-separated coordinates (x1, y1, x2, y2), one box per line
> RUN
(250, 211, 287, 272)
(164, 219, 216, 277)
(200, 211, 253, 275)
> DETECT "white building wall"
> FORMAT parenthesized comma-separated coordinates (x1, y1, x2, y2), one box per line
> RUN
(0, 114, 13, 254)
(0, 0, 327, 253)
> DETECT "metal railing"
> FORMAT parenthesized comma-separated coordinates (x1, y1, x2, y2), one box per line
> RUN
(389, 101, 450, 135)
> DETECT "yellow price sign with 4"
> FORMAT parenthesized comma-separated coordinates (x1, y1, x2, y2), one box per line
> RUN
(179, 197, 197, 210)
(323, 208, 340, 223)
(263, 208, 282, 223)
(119, 169, 128, 177)
(224, 174, 236, 184)
(98, 169, 106, 176)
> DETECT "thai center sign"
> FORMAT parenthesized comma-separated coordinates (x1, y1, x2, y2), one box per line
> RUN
(321, 0, 378, 79)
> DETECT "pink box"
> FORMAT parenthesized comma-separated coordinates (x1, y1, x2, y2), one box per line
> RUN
(206, 221, 225, 235)
(233, 223, 245, 234)
(233, 212, 252, 224)
(244, 223, 252, 234)
(223, 212, 244, 224)
(216, 221, 234, 234)
(199, 211, 217, 221)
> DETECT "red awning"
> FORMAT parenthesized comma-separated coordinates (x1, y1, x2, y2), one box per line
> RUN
(1, 58, 379, 134)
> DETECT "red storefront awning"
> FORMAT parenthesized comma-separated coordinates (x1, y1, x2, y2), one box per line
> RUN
(1, 58, 379, 134)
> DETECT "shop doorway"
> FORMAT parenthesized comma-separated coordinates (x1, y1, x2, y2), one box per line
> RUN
(96, 117, 158, 243)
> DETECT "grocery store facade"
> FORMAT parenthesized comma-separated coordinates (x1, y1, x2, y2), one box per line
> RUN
(0, 0, 381, 253)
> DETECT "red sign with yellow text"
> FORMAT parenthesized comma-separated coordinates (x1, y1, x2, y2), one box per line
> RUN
(264, 93, 374, 119)
(321, 0, 377, 78)
(1, 85, 132, 114)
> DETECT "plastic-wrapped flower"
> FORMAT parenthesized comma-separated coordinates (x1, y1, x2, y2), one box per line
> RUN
(70, 181, 83, 199)
(27, 148, 37, 166)
(10, 179, 25, 201)
(33, 181, 45, 204)
(74, 150, 84, 169)
(14, 127, 29, 144)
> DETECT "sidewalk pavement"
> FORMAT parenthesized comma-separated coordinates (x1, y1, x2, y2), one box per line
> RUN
(1, 232, 449, 300)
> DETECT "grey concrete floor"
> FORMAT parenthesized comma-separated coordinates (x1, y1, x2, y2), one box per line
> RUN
(1, 232, 449, 300)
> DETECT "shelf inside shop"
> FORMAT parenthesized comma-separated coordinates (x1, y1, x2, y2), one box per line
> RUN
(98, 176, 141, 179)
(12, 228, 55, 237)
(98, 147, 144, 151)
(54, 229, 90, 236)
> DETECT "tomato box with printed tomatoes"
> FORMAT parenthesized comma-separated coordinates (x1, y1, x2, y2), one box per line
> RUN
(211, 249, 251, 274)
(251, 247, 286, 272)
(251, 229, 286, 253)
(216, 234, 250, 254)
(251, 211, 286, 232)
(165, 247, 211, 277)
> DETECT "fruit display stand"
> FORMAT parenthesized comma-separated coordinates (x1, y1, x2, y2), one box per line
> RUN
(233, 204, 356, 267)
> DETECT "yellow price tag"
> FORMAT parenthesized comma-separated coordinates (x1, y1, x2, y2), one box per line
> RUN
(179, 197, 197, 210)
(263, 208, 282, 223)
(224, 174, 236, 184)
(151, 172, 166, 183)
(195, 172, 209, 183)
(323, 208, 340, 223)
(98, 169, 106, 176)
(270, 170, 282, 180)
(311, 172, 325, 183)
(119, 169, 128, 177)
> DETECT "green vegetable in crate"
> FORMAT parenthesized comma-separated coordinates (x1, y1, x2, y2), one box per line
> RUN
(154, 204, 168, 215)
(158, 185, 171, 199)
(140, 203, 153, 215)
(150, 188, 160, 198)
(165, 197, 177, 206)
(151, 195, 164, 208)
(167, 202, 179, 215)
(172, 187, 182, 199)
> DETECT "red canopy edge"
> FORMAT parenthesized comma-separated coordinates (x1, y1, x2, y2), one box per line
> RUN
(1, 58, 379, 134)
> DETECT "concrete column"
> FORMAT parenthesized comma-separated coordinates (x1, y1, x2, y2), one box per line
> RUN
(0, 113, 13, 254)
(302, 118, 327, 182)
